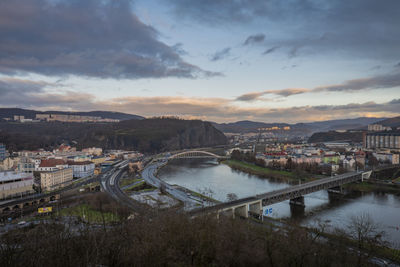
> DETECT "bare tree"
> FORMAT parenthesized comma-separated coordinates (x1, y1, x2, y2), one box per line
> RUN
(226, 193, 238, 202)
(346, 213, 387, 266)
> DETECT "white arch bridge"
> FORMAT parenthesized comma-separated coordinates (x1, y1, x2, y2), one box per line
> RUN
(168, 150, 228, 160)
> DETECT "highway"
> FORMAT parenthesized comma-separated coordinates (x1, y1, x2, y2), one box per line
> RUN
(141, 160, 200, 210)
(100, 160, 147, 213)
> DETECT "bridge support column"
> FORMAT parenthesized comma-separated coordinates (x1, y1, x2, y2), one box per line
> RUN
(327, 186, 344, 195)
(249, 201, 262, 219)
(289, 196, 305, 207)
(219, 208, 234, 219)
(234, 205, 248, 218)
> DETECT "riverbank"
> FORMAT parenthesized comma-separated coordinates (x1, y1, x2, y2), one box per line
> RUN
(221, 159, 315, 183)
(344, 181, 400, 194)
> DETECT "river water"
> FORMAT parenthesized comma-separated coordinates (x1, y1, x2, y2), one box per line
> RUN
(159, 160, 400, 247)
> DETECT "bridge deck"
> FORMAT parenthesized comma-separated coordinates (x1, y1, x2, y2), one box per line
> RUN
(190, 171, 367, 215)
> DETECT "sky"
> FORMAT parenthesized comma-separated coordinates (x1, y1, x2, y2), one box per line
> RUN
(0, 0, 399, 123)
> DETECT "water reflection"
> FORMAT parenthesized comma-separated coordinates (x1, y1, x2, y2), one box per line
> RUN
(159, 159, 400, 246)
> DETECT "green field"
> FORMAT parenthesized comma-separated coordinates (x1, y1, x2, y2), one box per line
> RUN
(119, 177, 143, 187)
(58, 204, 121, 224)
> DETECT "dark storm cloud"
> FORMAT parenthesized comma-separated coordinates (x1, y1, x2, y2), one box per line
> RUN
(236, 71, 400, 102)
(0, 0, 218, 79)
(0, 77, 95, 108)
(167, 0, 400, 60)
(243, 34, 265, 46)
(314, 72, 400, 92)
(210, 47, 231, 61)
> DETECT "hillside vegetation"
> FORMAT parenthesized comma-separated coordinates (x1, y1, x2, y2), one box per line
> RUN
(0, 118, 227, 153)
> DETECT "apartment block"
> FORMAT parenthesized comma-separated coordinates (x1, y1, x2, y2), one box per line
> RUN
(0, 171, 34, 199)
(40, 168, 73, 191)
(365, 132, 400, 150)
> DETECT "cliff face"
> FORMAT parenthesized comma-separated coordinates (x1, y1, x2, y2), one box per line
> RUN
(92, 119, 227, 152)
(165, 121, 227, 151)
(0, 118, 227, 153)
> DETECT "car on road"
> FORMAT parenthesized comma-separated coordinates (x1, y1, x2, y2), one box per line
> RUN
(18, 221, 26, 225)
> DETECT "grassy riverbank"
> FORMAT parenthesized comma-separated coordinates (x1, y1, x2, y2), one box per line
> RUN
(222, 159, 314, 183)
(343, 181, 400, 193)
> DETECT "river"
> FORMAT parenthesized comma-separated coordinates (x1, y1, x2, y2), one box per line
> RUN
(158, 159, 400, 247)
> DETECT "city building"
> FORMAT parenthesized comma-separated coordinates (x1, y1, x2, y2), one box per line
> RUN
(13, 115, 24, 121)
(35, 113, 119, 123)
(373, 152, 400, 165)
(36, 158, 68, 172)
(40, 167, 73, 191)
(0, 143, 6, 161)
(17, 157, 36, 173)
(0, 157, 16, 171)
(82, 147, 103, 156)
(0, 171, 34, 199)
(368, 124, 392, 132)
(91, 156, 108, 165)
(67, 161, 95, 178)
(364, 131, 400, 150)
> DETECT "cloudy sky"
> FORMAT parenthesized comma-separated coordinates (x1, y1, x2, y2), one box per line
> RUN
(0, 0, 399, 123)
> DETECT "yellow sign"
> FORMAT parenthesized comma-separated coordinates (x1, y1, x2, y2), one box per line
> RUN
(38, 207, 53, 213)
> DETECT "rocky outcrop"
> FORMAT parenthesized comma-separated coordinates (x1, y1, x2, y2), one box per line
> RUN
(0, 118, 227, 153)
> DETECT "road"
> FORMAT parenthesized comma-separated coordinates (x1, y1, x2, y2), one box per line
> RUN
(141, 160, 202, 210)
(100, 160, 147, 213)
(0, 174, 100, 209)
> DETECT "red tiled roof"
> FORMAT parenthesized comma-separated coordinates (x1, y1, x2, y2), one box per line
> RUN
(67, 161, 94, 166)
(39, 159, 66, 167)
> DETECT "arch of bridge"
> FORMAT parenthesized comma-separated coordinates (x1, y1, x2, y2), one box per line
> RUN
(169, 150, 222, 159)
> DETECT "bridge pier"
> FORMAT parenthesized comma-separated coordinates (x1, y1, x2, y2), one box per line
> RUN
(289, 196, 305, 207)
(327, 186, 344, 195)
(217, 208, 234, 219)
(234, 205, 248, 218)
(249, 201, 262, 216)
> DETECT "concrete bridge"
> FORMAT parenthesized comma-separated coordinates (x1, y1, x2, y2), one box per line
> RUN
(168, 150, 228, 160)
(0, 194, 60, 214)
(189, 170, 372, 219)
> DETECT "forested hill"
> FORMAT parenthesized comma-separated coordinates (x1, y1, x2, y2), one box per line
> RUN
(0, 118, 227, 153)
(0, 108, 144, 120)
(308, 131, 364, 143)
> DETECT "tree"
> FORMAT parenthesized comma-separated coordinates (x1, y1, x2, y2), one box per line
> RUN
(226, 193, 238, 202)
(368, 156, 379, 168)
(345, 213, 387, 266)
(230, 149, 242, 161)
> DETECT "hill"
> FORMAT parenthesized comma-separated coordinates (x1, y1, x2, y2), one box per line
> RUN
(0, 118, 227, 153)
(375, 116, 400, 128)
(0, 108, 144, 121)
(308, 131, 364, 143)
(213, 117, 385, 135)
(212, 120, 290, 133)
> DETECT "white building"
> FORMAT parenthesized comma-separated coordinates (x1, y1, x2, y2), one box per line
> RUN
(67, 161, 95, 178)
(0, 171, 34, 199)
(36, 158, 68, 172)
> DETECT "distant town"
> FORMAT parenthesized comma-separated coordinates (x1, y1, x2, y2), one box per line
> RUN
(226, 122, 400, 176)
(7, 113, 120, 123)
(0, 144, 142, 200)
